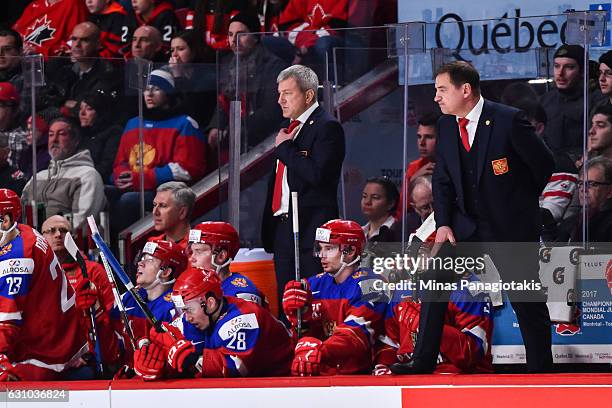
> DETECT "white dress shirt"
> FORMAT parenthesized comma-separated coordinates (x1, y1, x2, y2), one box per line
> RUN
(455, 96, 484, 148)
(274, 101, 320, 216)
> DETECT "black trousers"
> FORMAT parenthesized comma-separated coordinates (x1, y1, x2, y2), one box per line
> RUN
(413, 238, 553, 373)
(272, 215, 323, 318)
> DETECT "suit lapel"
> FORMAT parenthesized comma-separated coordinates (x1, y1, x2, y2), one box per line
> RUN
(445, 117, 463, 195)
(295, 106, 321, 144)
(476, 100, 493, 185)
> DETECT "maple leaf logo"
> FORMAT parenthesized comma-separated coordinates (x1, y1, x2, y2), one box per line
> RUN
(24, 15, 56, 47)
(307, 3, 332, 29)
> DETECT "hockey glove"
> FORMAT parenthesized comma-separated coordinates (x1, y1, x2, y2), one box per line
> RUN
(292, 337, 323, 376)
(149, 322, 185, 351)
(0, 354, 19, 381)
(75, 278, 103, 318)
(372, 364, 392, 376)
(166, 339, 196, 373)
(397, 300, 421, 334)
(282, 279, 312, 327)
(133, 339, 165, 381)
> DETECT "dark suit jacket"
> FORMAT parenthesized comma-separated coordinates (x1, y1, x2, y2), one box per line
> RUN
(261, 106, 345, 252)
(432, 99, 555, 242)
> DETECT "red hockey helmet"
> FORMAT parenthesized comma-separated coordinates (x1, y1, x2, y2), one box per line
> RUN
(189, 221, 240, 259)
(0, 189, 22, 223)
(172, 266, 223, 306)
(142, 239, 188, 276)
(315, 219, 366, 255)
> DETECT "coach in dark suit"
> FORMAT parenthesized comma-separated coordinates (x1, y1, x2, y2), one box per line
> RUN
(391, 61, 555, 374)
(261, 64, 345, 306)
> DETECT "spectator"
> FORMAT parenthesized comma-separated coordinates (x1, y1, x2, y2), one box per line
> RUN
(261, 65, 345, 307)
(130, 0, 180, 46)
(48, 22, 122, 111)
(594, 51, 612, 111)
(78, 92, 123, 181)
(589, 104, 612, 160)
(558, 156, 612, 242)
(167, 30, 216, 138)
(506, 98, 580, 241)
(87, 0, 133, 59)
(0, 82, 27, 168)
(395, 112, 439, 219)
(188, 0, 252, 51)
(207, 12, 287, 164)
(129, 25, 166, 61)
(18, 114, 52, 181)
(0, 29, 24, 105)
(151, 181, 195, 248)
(21, 117, 107, 229)
(0, 132, 26, 194)
(540, 45, 587, 154)
(361, 176, 398, 242)
(13, 0, 88, 57)
(111, 69, 206, 231)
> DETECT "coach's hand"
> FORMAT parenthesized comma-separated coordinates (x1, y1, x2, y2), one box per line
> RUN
(431, 226, 456, 257)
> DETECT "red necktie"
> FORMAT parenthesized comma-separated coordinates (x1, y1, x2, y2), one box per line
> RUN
(458, 117, 470, 152)
(271, 120, 301, 213)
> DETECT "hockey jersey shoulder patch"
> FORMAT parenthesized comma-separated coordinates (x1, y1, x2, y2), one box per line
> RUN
(218, 313, 259, 341)
(230, 277, 248, 288)
(0, 258, 35, 277)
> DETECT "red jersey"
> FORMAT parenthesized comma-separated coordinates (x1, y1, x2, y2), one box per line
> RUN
(13, 0, 88, 57)
(89, 1, 133, 60)
(174, 296, 292, 377)
(0, 224, 86, 379)
(304, 269, 386, 375)
(279, 0, 349, 49)
(376, 278, 493, 374)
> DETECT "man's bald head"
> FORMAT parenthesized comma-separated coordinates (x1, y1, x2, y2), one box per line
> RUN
(71, 22, 101, 60)
(41, 215, 72, 254)
(132, 25, 162, 60)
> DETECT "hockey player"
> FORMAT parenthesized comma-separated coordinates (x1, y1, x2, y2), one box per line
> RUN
(84, 238, 187, 375)
(133, 266, 292, 379)
(282, 219, 387, 376)
(0, 189, 87, 380)
(375, 273, 493, 375)
(188, 221, 266, 306)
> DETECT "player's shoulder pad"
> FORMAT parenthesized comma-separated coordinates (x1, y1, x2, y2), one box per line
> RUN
(217, 312, 259, 341)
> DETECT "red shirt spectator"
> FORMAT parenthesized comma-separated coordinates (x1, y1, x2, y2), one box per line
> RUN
(13, 0, 88, 57)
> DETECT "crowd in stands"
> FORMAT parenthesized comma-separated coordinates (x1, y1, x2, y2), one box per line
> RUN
(0, 0, 611, 382)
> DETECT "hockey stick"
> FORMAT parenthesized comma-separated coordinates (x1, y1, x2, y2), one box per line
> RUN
(291, 192, 302, 336)
(87, 216, 166, 333)
(98, 250, 137, 351)
(64, 233, 104, 376)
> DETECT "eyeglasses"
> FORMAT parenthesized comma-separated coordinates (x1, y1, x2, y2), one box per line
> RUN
(578, 180, 612, 189)
(42, 227, 70, 235)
